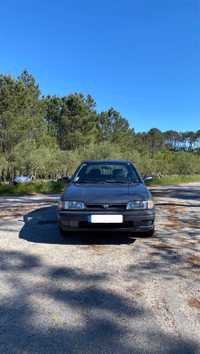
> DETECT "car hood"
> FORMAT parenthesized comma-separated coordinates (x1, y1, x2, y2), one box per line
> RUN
(62, 183, 151, 203)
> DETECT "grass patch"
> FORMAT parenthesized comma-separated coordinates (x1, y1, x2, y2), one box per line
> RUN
(0, 180, 65, 195)
(146, 175, 200, 186)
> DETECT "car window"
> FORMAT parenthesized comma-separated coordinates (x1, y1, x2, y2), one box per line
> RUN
(74, 163, 140, 183)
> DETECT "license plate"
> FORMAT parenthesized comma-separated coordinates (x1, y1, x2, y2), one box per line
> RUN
(89, 215, 123, 223)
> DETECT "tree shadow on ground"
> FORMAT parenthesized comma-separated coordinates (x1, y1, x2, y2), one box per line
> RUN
(151, 186, 200, 203)
(0, 249, 199, 354)
(155, 202, 200, 208)
(19, 206, 137, 245)
(127, 234, 200, 282)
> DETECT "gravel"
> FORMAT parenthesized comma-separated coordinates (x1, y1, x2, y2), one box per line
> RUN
(0, 184, 199, 354)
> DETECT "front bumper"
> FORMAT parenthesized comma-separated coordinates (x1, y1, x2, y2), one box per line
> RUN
(58, 209, 155, 232)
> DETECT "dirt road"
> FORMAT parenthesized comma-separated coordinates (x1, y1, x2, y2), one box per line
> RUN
(0, 184, 199, 354)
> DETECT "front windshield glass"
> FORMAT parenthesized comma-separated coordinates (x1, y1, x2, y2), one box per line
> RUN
(74, 162, 141, 184)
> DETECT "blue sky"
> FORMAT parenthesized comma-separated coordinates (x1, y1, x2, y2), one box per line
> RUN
(0, 0, 199, 132)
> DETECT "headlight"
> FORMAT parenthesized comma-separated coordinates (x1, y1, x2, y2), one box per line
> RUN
(126, 200, 154, 210)
(58, 200, 85, 210)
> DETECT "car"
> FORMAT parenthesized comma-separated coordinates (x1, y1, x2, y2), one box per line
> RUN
(57, 160, 155, 237)
(13, 175, 33, 185)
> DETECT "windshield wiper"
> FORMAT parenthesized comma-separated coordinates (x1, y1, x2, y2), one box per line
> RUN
(103, 180, 128, 184)
(74, 179, 103, 184)
(74, 179, 139, 184)
(104, 180, 140, 184)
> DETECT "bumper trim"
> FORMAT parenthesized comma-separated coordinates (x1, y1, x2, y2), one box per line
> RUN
(58, 209, 155, 232)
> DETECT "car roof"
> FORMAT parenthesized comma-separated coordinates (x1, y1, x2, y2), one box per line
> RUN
(81, 160, 133, 164)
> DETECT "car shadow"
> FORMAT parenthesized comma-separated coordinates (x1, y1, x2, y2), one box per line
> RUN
(19, 206, 137, 245)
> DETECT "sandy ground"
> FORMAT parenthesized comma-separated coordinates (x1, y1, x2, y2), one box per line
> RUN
(0, 184, 199, 354)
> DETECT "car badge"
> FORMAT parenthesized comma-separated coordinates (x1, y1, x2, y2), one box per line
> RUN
(103, 204, 109, 208)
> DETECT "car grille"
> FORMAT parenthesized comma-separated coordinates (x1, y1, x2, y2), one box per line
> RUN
(86, 203, 127, 211)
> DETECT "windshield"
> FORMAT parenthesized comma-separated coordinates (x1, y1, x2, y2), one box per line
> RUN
(74, 162, 141, 184)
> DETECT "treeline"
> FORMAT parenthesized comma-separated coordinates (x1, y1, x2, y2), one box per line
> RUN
(0, 70, 200, 181)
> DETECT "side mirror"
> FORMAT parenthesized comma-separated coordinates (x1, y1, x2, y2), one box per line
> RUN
(62, 176, 71, 183)
(143, 176, 153, 182)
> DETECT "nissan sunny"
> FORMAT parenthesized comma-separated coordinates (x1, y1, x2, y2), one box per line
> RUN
(58, 160, 155, 236)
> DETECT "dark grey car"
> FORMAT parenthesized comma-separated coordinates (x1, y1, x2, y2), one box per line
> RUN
(58, 160, 155, 236)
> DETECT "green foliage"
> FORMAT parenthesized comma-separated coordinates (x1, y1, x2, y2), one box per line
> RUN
(147, 175, 200, 186)
(43, 93, 98, 150)
(12, 140, 68, 178)
(0, 70, 200, 186)
(0, 180, 64, 195)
